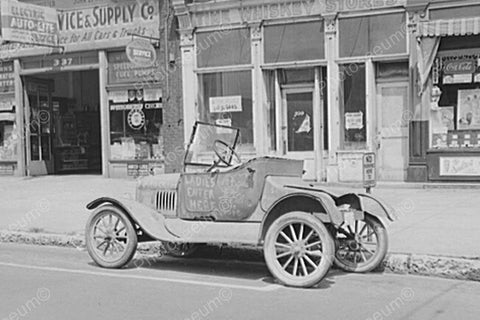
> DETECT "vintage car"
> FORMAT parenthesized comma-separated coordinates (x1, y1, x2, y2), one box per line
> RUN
(85, 122, 396, 288)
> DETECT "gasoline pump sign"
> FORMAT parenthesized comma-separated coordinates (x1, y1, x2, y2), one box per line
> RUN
(363, 153, 377, 190)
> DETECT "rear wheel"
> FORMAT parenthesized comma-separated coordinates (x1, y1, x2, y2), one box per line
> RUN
(163, 242, 199, 258)
(334, 214, 388, 273)
(264, 212, 334, 288)
(86, 206, 137, 268)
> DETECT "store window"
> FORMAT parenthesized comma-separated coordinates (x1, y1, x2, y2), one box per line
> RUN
(339, 13, 407, 58)
(264, 21, 325, 63)
(198, 70, 254, 151)
(340, 63, 367, 150)
(431, 40, 480, 149)
(109, 88, 163, 160)
(196, 29, 251, 68)
(107, 50, 164, 161)
(0, 118, 16, 161)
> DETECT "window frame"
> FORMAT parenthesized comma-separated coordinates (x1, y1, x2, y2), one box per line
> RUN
(337, 10, 409, 61)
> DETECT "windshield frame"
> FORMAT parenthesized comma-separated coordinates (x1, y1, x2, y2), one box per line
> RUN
(183, 121, 240, 170)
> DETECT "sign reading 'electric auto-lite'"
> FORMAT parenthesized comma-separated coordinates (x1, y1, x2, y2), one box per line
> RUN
(0, 0, 58, 46)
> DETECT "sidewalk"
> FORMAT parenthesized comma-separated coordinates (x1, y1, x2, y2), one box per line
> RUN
(1, 175, 479, 260)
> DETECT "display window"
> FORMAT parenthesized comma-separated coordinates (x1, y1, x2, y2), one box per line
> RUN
(197, 71, 254, 152)
(431, 39, 480, 149)
(0, 119, 16, 161)
(109, 88, 164, 160)
(339, 63, 367, 150)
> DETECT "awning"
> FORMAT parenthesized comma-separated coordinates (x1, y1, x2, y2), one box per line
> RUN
(418, 17, 480, 37)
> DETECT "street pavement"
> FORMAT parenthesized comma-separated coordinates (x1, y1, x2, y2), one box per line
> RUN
(1, 243, 479, 320)
(0, 175, 479, 258)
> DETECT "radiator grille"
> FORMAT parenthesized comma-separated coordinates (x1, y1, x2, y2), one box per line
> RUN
(156, 190, 177, 214)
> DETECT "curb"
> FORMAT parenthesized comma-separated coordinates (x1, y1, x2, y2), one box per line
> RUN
(1, 230, 479, 282)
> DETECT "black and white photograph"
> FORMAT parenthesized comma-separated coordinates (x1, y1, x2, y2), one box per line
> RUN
(1, 0, 480, 319)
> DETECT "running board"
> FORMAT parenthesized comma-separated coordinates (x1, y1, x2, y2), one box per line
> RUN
(164, 218, 261, 245)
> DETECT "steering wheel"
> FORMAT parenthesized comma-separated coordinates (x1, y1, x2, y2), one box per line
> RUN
(208, 140, 242, 172)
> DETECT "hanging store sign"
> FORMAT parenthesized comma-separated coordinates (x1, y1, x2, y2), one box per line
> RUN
(126, 39, 157, 67)
(209, 96, 242, 113)
(443, 59, 476, 75)
(0, 0, 58, 47)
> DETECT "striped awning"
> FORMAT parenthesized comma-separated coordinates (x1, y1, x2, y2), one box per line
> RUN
(418, 17, 480, 37)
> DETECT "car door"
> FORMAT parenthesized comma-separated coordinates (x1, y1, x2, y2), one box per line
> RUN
(177, 162, 262, 221)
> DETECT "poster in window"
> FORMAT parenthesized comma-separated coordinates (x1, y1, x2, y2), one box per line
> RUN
(345, 112, 364, 130)
(457, 89, 480, 130)
(439, 106, 455, 131)
(209, 96, 242, 113)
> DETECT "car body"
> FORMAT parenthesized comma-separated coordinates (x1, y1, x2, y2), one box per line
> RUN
(86, 122, 396, 288)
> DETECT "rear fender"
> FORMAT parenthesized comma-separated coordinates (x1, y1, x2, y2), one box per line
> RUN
(86, 197, 179, 242)
(335, 193, 397, 222)
(259, 193, 343, 242)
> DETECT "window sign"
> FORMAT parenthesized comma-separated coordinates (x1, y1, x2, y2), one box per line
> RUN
(0, 61, 15, 94)
(443, 59, 476, 75)
(108, 51, 161, 85)
(457, 89, 480, 130)
(345, 112, 364, 130)
(209, 96, 242, 113)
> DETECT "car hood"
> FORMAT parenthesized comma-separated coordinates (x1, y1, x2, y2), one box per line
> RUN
(137, 173, 181, 191)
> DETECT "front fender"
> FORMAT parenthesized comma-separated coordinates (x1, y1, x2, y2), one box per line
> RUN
(86, 197, 179, 242)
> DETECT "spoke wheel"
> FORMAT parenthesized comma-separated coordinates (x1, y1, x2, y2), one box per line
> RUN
(86, 206, 137, 268)
(264, 212, 334, 288)
(163, 242, 199, 258)
(334, 213, 388, 273)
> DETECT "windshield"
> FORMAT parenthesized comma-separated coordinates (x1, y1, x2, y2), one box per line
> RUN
(184, 122, 240, 169)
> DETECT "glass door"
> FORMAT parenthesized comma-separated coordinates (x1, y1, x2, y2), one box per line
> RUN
(281, 88, 316, 180)
(25, 79, 54, 175)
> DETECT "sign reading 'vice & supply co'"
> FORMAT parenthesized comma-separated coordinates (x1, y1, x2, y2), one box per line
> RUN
(0, 0, 160, 54)
(0, 0, 58, 47)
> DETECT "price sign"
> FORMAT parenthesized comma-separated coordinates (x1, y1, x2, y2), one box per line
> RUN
(363, 153, 377, 190)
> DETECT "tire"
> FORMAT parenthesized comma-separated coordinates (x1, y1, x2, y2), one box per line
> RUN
(334, 213, 388, 273)
(163, 242, 199, 258)
(86, 205, 138, 269)
(263, 212, 335, 288)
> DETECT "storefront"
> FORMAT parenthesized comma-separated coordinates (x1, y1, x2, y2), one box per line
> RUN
(410, 1, 480, 181)
(174, 0, 409, 182)
(0, 0, 181, 178)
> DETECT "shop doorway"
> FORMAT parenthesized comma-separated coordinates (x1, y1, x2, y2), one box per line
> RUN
(23, 70, 102, 175)
(24, 80, 55, 175)
(376, 82, 409, 181)
(280, 87, 317, 180)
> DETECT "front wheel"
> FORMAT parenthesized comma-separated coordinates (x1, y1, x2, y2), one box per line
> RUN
(334, 213, 388, 273)
(264, 212, 335, 288)
(86, 205, 138, 269)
